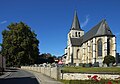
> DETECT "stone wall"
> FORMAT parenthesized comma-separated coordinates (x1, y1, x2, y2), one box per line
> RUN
(61, 73, 120, 80)
(21, 66, 120, 80)
(21, 66, 60, 80)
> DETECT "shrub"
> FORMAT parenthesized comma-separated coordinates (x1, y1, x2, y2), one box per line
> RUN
(93, 62, 99, 67)
(103, 55, 115, 67)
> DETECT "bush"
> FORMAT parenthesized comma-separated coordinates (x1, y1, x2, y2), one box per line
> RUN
(93, 62, 99, 67)
(82, 63, 86, 67)
(79, 63, 83, 67)
(103, 55, 115, 67)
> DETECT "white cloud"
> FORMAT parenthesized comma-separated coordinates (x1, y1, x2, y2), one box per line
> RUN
(0, 20, 7, 24)
(81, 15, 89, 28)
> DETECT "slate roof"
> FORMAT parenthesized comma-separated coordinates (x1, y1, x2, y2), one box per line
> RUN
(71, 11, 83, 31)
(82, 19, 114, 43)
(70, 19, 115, 46)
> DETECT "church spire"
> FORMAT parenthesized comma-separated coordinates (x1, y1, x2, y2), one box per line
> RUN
(71, 11, 83, 31)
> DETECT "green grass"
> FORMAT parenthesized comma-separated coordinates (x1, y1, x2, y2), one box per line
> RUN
(61, 67, 120, 74)
(60, 80, 120, 84)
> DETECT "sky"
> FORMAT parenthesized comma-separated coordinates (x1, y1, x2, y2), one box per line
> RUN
(0, 0, 120, 56)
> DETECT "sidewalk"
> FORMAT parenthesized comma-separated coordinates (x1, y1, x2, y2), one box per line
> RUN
(0, 70, 11, 78)
(26, 70, 63, 84)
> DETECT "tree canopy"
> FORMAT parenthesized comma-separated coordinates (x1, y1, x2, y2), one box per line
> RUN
(1, 22, 39, 66)
(0, 43, 2, 53)
(103, 55, 115, 67)
(35, 53, 56, 64)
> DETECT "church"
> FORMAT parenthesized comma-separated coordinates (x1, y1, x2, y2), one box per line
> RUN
(64, 11, 116, 66)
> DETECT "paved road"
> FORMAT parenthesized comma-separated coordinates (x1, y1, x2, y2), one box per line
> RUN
(0, 69, 39, 84)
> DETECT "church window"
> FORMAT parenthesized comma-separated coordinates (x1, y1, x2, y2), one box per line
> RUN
(78, 32, 80, 37)
(107, 38, 110, 55)
(76, 49, 79, 59)
(69, 33, 71, 37)
(97, 39, 102, 56)
(75, 32, 77, 37)
(72, 35, 74, 37)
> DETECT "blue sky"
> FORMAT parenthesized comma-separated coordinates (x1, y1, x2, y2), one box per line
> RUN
(0, 0, 120, 56)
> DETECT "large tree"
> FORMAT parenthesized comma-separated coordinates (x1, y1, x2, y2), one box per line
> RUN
(0, 43, 2, 53)
(1, 22, 39, 66)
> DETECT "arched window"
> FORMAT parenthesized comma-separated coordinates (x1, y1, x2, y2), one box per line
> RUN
(76, 49, 79, 59)
(78, 32, 80, 37)
(107, 38, 110, 55)
(69, 33, 71, 37)
(97, 39, 102, 56)
(75, 32, 77, 37)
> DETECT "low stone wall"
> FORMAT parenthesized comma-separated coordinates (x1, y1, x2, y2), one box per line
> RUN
(61, 73, 120, 80)
(21, 66, 60, 80)
(21, 66, 120, 80)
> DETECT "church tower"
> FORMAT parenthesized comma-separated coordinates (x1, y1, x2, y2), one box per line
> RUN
(67, 11, 84, 45)
(68, 11, 84, 39)
(66, 11, 84, 64)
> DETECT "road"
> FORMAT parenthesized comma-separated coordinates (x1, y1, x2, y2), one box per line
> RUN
(0, 68, 39, 84)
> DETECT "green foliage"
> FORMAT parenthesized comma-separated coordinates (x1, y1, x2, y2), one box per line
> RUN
(62, 67, 120, 74)
(103, 55, 115, 67)
(1, 22, 39, 66)
(0, 43, 2, 46)
(36, 53, 56, 64)
(0, 43, 2, 53)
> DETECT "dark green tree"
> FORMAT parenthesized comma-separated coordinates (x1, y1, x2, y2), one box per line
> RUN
(1, 22, 39, 66)
(0, 43, 2, 53)
(103, 55, 115, 67)
(35, 53, 56, 64)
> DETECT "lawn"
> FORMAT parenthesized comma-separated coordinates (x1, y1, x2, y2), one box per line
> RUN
(61, 66, 120, 74)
